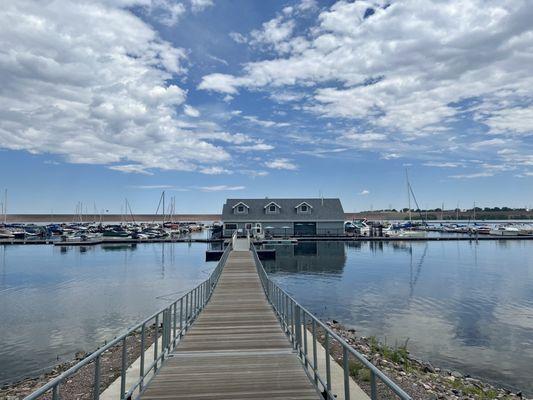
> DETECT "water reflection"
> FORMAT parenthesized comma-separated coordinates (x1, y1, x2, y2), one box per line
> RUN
(0, 243, 215, 384)
(263, 241, 346, 275)
(266, 240, 533, 395)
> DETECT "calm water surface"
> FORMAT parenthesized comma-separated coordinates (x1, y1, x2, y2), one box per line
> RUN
(0, 242, 215, 384)
(262, 240, 533, 395)
(2, 240, 532, 395)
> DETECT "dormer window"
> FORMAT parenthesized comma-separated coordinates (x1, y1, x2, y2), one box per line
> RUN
(264, 201, 281, 214)
(296, 202, 313, 214)
(232, 202, 249, 215)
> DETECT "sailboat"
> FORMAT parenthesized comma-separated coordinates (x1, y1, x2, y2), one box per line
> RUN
(385, 170, 426, 238)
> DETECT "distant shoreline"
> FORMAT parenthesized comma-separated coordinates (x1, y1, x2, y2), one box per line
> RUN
(1, 210, 532, 223)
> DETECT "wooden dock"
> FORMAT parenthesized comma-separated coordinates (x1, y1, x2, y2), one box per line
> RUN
(140, 249, 319, 399)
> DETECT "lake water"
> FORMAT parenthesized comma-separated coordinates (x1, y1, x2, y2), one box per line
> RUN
(262, 240, 533, 395)
(1, 240, 532, 395)
(0, 242, 215, 384)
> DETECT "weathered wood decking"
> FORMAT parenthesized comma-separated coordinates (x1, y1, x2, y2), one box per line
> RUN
(140, 250, 320, 399)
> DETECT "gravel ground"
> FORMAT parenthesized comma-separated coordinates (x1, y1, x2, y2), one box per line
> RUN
(0, 326, 158, 400)
(318, 321, 528, 400)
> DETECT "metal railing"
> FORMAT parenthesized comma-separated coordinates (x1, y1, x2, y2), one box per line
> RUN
(251, 244, 412, 400)
(25, 244, 232, 400)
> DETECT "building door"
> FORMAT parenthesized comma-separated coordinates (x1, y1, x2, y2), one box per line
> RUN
(294, 222, 316, 236)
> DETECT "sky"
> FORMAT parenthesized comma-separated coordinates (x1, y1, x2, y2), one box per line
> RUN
(0, 0, 532, 214)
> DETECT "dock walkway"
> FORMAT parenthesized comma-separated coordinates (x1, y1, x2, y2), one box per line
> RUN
(140, 249, 320, 399)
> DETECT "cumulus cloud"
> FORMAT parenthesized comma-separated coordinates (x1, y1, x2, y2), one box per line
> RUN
(359, 189, 370, 195)
(199, 0, 533, 168)
(0, 0, 233, 175)
(190, 0, 214, 13)
(265, 158, 297, 170)
(184, 104, 201, 117)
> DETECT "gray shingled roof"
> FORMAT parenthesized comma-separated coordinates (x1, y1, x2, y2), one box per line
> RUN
(222, 198, 344, 221)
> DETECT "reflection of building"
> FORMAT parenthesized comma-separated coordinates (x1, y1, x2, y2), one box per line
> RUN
(263, 241, 346, 274)
(221, 198, 345, 237)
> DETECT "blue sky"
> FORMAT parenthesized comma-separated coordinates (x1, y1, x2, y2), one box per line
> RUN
(1, 0, 532, 213)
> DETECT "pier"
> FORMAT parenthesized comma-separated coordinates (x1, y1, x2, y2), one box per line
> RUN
(141, 242, 319, 399)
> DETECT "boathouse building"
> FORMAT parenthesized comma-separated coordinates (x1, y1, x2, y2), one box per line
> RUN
(221, 198, 345, 237)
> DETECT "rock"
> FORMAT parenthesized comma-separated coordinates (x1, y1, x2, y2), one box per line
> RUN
(423, 362, 436, 373)
(451, 371, 463, 379)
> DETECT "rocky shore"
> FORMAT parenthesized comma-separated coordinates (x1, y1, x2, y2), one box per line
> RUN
(1, 321, 529, 400)
(0, 327, 157, 400)
(322, 321, 529, 400)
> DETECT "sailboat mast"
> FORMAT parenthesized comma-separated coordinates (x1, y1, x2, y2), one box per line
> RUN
(406, 169, 412, 222)
(3, 189, 7, 225)
(162, 191, 165, 224)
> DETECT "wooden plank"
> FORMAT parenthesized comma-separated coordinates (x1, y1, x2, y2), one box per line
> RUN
(140, 250, 320, 400)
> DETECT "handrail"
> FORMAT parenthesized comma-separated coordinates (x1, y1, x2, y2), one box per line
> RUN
(24, 243, 232, 400)
(251, 244, 412, 400)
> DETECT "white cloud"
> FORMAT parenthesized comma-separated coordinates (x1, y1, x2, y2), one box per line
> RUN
(359, 189, 370, 195)
(242, 115, 290, 128)
(229, 32, 247, 44)
(189, 0, 214, 12)
(484, 106, 533, 135)
(199, 166, 232, 175)
(242, 170, 269, 177)
(235, 143, 274, 152)
(423, 162, 464, 168)
(199, 0, 533, 167)
(130, 184, 174, 189)
(184, 104, 201, 117)
(265, 158, 297, 170)
(450, 172, 494, 179)
(0, 0, 231, 175)
(108, 165, 154, 175)
(250, 15, 296, 51)
(199, 185, 245, 192)
(153, 1, 186, 26)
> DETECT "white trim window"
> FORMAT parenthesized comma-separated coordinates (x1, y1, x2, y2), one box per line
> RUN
(264, 201, 281, 214)
(232, 202, 249, 215)
(295, 202, 313, 214)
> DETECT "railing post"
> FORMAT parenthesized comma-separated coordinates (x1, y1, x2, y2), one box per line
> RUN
(173, 302, 177, 345)
(154, 314, 159, 372)
(184, 293, 189, 330)
(140, 323, 145, 389)
(370, 370, 377, 400)
(179, 297, 184, 336)
(303, 313, 308, 368)
(294, 304, 301, 354)
(312, 319, 318, 385)
(325, 331, 332, 393)
(93, 355, 100, 400)
(120, 337, 127, 399)
(291, 300, 295, 346)
(52, 384, 59, 400)
(343, 346, 350, 400)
